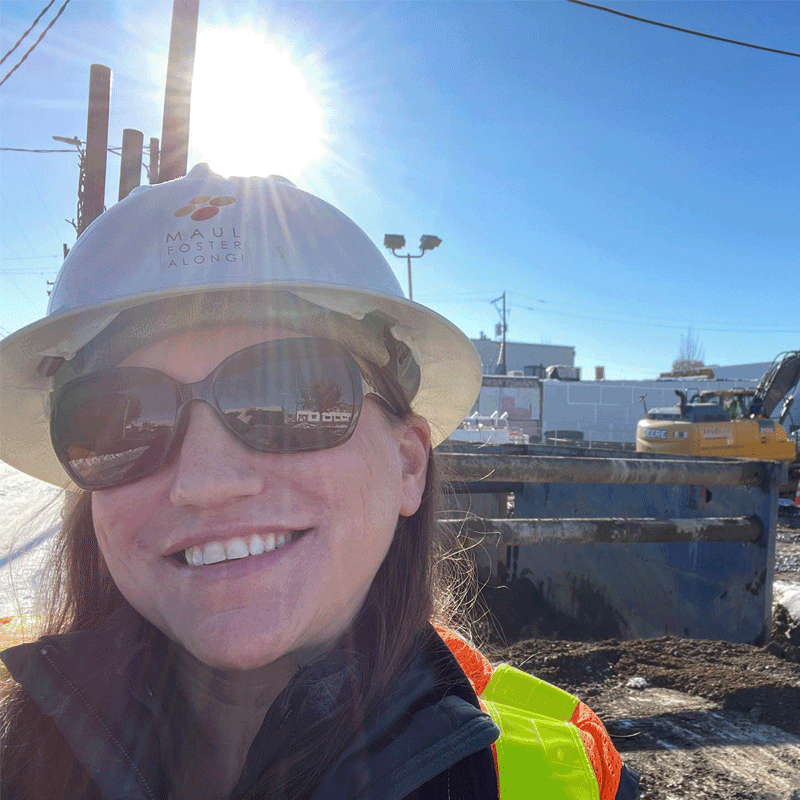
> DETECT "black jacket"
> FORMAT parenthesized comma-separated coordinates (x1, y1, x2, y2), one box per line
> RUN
(1, 610, 500, 800)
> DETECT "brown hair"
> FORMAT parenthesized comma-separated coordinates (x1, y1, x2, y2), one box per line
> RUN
(1, 434, 473, 798)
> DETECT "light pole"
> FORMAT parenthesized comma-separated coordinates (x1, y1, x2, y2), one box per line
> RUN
(383, 234, 442, 301)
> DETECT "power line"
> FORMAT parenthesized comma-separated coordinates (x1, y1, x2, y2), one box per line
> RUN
(0, 0, 73, 88)
(0, 147, 75, 153)
(565, 0, 800, 58)
(0, 0, 56, 66)
(1, 272, 38, 309)
(508, 291, 800, 332)
(22, 152, 63, 242)
(1, 145, 122, 155)
(508, 302, 800, 335)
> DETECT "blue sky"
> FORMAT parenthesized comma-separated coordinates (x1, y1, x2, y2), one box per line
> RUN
(1, 0, 798, 380)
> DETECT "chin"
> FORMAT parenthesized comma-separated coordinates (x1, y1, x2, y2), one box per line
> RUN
(180, 623, 318, 672)
(183, 635, 278, 671)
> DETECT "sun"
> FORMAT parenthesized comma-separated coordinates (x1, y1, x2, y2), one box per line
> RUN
(190, 28, 325, 178)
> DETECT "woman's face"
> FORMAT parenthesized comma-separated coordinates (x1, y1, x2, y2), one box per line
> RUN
(91, 325, 430, 670)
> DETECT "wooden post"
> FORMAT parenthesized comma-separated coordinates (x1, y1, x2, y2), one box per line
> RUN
(158, 0, 199, 183)
(149, 137, 160, 184)
(79, 64, 112, 234)
(118, 128, 144, 200)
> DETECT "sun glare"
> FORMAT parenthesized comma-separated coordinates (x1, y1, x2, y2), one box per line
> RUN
(190, 29, 325, 177)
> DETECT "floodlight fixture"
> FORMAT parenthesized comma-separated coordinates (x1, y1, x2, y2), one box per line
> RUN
(383, 234, 406, 250)
(419, 235, 442, 252)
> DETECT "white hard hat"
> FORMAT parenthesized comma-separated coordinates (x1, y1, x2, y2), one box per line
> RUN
(0, 164, 481, 488)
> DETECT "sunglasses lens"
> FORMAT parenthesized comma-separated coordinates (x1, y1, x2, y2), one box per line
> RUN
(214, 341, 359, 452)
(52, 340, 365, 488)
(53, 372, 179, 488)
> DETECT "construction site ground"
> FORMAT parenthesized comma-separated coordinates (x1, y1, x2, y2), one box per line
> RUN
(490, 515, 800, 800)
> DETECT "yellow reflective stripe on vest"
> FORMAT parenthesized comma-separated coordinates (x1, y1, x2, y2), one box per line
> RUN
(482, 664, 599, 800)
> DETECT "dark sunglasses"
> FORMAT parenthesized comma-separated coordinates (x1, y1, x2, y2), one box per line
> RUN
(50, 337, 404, 490)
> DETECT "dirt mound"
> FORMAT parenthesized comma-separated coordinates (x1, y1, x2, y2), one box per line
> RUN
(499, 635, 800, 735)
(496, 636, 800, 799)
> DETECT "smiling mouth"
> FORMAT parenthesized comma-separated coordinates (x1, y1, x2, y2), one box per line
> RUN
(172, 529, 312, 566)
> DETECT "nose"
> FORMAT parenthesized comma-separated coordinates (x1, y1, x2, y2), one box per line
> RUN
(168, 402, 265, 508)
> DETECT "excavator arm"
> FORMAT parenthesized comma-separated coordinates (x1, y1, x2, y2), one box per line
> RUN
(746, 351, 800, 420)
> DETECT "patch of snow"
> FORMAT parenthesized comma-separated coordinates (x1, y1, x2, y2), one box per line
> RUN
(774, 580, 800, 626)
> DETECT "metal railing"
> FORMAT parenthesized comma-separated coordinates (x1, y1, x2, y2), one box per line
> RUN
(439, 451, 782, 546)
(440, 452, 765, 487)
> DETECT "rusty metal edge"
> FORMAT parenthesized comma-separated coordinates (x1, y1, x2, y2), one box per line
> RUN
(439, 452, 764, 486)
(445, 515, 762, 545)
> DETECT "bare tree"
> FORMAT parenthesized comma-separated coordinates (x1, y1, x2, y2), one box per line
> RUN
(672, 327, 706, 373)
(300, 378, 343, 413)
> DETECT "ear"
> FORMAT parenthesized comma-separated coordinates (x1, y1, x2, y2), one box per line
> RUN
(398, 415, 431, 517)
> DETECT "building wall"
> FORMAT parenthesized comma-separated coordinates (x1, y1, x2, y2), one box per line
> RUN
(541, 378, 761, 444)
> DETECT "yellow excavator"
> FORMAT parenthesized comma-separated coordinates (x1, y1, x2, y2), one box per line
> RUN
(636, 351, 800, 464)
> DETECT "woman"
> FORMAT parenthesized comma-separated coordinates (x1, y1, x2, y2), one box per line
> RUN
(0, 165, 639, 799)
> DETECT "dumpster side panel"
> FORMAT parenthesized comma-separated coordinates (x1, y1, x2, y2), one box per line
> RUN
(472, 465, 781, 643)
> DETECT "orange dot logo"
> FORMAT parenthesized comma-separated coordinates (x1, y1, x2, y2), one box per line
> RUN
(173, 196, 237, 220)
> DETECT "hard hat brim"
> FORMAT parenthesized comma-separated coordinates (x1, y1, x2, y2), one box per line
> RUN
(0, 282, 482, 489)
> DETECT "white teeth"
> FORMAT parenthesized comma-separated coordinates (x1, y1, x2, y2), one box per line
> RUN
(182, 531, 304, 566)
(225, 538, 249, 560)
(202, 542, 226, 565)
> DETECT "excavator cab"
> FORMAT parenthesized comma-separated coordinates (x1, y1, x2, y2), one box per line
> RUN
(644, 390, 729, 423)
(690, 389, 755, 420)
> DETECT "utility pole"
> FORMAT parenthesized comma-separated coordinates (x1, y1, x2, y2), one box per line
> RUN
(158, 0, 199, 183)
(80, 64, 112, 234)
(118, 128, 144, 200)
(148, 137, 160, 184)
(492, 292, 508, 375)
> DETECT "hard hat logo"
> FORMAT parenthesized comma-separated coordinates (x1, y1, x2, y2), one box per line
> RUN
(163, 219, 244, 270)
(173, 195, 237, 221)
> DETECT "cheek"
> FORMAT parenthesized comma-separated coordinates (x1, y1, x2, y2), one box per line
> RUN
(317, 456, 399, 547)
(91, 485, 156, 564)
(348, 435, 405, 548)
